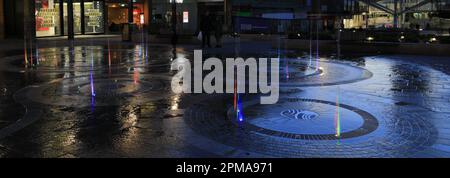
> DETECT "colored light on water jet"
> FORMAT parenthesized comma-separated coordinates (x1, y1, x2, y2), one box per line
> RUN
(133, 68, 139, 84)
(90, 49, 96, 97)
(90, 72, 95, 97)
(91, 95, 96, 112)
(24, 41, 28, 67)
(234, 78, 237, 110)
(108, 40, 112, 67)
(286, 58, 289, 79)
(335, 89, 341, 138)
(35, 42, 40, 66)
(236, 94, 244, 122)
(29, 40, 34, 67)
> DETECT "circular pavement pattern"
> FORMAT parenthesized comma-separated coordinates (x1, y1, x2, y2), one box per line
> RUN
(17, 74, 172, 108)
(0, 45, 177, 73)
(279, 59, 373, 87)
(280, 109, 319, 120)
(229, 98, 378, 140)
(184, 95, 438, 157)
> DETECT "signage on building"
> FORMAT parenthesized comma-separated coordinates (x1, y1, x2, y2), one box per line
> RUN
(86, 9, 102, 27)
(183, 11, 189, 23)
(37, 9, 58, 28)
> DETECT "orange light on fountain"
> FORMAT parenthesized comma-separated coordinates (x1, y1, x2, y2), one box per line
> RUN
(24, 41, 28, 67)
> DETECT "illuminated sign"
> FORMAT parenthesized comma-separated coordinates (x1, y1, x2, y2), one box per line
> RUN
(169, 0, 183, 3)
(86, 9, 102, 27)
(183, 11, 189, 23)
(36, 9, 59, 28)
(140, 13, 145, 24)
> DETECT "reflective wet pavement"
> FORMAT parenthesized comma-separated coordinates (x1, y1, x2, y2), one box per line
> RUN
(1, 42, 450, 157)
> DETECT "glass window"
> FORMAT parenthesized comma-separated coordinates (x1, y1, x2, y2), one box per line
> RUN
(106, 1, 143, 33)
(84, 0, 105, 34)
(63, 0, 82, 35)
(133, 3, 144, 25)
(36, 0, 61, 37)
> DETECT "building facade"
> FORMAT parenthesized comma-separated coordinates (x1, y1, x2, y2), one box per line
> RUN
(1, 0, 229, 38)
(343, 0, 450, 31)
(4, 0, 448, 39)
(149, 0, 227, 35)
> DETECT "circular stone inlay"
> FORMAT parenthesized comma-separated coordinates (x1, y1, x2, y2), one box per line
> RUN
(280, 109, 319, 120)
(21, 74, 171, 107)
(0, 46, 176, 73)
(228, 98, 379, 140)
(279, 59, 373, 86)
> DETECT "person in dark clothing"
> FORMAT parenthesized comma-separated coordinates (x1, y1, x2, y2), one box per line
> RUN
(200, 11, 212, 48)
(214, 14, 224, 48)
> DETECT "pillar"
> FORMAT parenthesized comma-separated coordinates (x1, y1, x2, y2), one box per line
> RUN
(59, 0, 64, 35)
(144, 0, 152, 34)
(224, 0, 232, 32)
(310, 0, 321, 30)
(67, 0, 74, 39)
(393, 0, 398, 28)
(80, 0, 85, 34)
(171, 0, 177, 46)
(24, 0, 36, 40)
(128, 0, 133, 38)
(0, 0, 4, 39)
(103, 0, 108, 34)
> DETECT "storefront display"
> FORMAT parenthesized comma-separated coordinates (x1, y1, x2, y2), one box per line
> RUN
(36, 0, 105, 37)
(32, 0, 226, 38)
(84, 1, 105, 34)
(36, 0, 62, 37)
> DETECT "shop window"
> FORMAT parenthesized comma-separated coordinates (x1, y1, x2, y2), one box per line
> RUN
(63, 0, 82, 35)
(84, 0, 105, 34)
(107, 2, 144, 32)
(36, 0, 61, 37)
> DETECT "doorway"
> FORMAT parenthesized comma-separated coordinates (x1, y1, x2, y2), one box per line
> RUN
(35, 0, 105, 37)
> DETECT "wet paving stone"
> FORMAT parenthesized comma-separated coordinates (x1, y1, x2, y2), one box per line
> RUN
(0, 44, 450, 157)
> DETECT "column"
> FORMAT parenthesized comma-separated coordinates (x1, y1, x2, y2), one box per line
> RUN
(311, 0, 321, 30)
(393, 0, 398, 28)
(24, 0, 36, 40)
(224, 0, 232, 32)
(80, 0, 85, 34)
(399, 0, 404, 28)
(68, 0, 75, 39)
(103, 0, 108, 34)
(171, 0, 177, 46)
(128, 0, 134, 38)
(59, 0, 64, 35)
(0, 0, 4, 39)
(144, 0, 152, 34)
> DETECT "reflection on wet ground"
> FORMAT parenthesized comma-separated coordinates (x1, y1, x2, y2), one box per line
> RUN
(1, 43, 450, 157)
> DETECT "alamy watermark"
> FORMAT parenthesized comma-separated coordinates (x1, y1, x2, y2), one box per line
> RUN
(171, 50, 280, 104)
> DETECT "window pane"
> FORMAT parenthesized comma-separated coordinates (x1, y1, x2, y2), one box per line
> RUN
(36, 0, 61, 37)
(85, 0, 105, 34)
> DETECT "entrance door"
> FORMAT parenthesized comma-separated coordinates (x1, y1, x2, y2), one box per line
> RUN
(63, 0, 105, 35)
(63, 0, 82, 35)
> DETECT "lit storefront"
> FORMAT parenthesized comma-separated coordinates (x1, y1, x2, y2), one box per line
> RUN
(34, 0, 149, 37)
(35, 0, 106, 37)
(2, 0, 229, 39)
(106, 0, 145, 33)
(150, 0, 225, 35)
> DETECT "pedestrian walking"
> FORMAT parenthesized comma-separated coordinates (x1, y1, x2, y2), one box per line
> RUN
(200, 11, 212, 48)
(214, 14, 224, 48)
